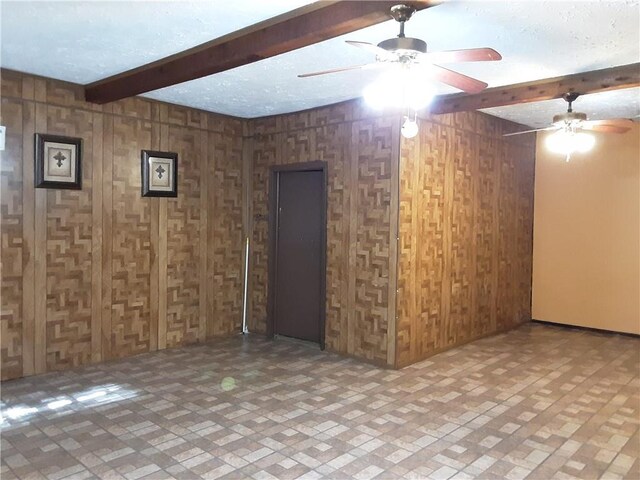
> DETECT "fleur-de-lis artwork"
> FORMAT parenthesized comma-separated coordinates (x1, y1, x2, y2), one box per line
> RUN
(141, 150, 178, 197)
(35, 134, 82, 189)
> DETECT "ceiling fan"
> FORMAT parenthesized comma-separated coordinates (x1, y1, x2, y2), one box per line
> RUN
(298, 4, 502, 95)
(504, 92, 635, 161)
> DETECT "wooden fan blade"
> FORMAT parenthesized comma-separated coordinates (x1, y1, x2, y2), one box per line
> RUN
(418, 48, 502, 64)
(298, 63, 381, 78)
(428, 65, 488, 93)
(581, 118, 635, 134)
(346, 40, 393, 59)
(503, 126, 558, 137)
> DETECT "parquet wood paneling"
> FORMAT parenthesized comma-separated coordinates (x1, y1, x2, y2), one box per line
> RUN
(91, 112, 103, 363)
(396, 132, 417, 367)
(1, 68, 534, 378)
(34, 101, 47, 374)
(475, 134, 500, 337)
(165, 127, 201, 347)
(45, 106, 94, 371)
(515, 142, 536, 325)
(318, 123, 351, 354)
(416, 123, 448, 361)
(208, 132, 244, 338)
(21, 98, 36, 377)
(0, 99, 24, 380)
(249, 133, 279, 335)
(1, 69, 23, 98)
(496, 141, 518, 332)
(352, 118, 394, 364)
(445, 127, 477, 348)
(101, 115, 114, 361)
(247, 107, 399, 366)
(0, 69, 245, 380)
(282, 129, 316, 165)
(397, 112, 535, 367)
(314, 101, 354, 126)
(198, 129, 208, 343)
(111, 116, 152, 358)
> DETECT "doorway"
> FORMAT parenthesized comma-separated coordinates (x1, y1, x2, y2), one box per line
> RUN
(268, 161, 327, 348)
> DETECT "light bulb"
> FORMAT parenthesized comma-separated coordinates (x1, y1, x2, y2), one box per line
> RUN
(363, 76, 391, 110)
(573, 132, 595, 152)
(546, 129, 595, 158)
(401, 117, 419, 138)
(546, 130, 572, 155)
(403, 74, 434, 111)
(364, 66, 435, 111)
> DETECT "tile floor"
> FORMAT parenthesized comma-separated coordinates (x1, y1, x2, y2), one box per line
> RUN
(1, 323, 638, 480)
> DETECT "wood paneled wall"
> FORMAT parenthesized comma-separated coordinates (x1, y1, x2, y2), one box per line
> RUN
(1, 69, 536, 377)
(246, 103, 401, 367)
(396, 110, 536, 368)
(0, 70, 244, 380)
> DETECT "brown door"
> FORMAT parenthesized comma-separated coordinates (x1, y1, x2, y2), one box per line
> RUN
(273, 169, 323, 343)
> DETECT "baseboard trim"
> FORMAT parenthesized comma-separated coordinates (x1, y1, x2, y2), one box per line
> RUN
(532, 319, 640, 338)
(324, 346, 393, 370)
(395, 320, 530, 370)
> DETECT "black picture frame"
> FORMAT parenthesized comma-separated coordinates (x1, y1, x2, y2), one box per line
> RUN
(35, 133, 82, 190)
(141, 150, 178, 197)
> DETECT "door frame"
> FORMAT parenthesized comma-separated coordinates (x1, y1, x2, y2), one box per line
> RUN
(267, 161, 327, 350)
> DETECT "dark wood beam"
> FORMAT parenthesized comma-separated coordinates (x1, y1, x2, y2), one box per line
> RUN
(430, 63, 640, 114)
(85, 0, 439, 104)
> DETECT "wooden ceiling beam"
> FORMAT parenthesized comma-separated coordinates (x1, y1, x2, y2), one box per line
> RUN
(430, 63, 640, 114)
(85, 0, 438, 104)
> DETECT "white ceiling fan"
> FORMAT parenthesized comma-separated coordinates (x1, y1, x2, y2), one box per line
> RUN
(504, 92, 635, 161)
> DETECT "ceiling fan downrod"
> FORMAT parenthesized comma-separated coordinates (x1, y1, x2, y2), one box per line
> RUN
(390, 4, 416, 38)
(553, 92, 587, 125)
(378, 4, 427, 54)
(563, 92, 581, 113)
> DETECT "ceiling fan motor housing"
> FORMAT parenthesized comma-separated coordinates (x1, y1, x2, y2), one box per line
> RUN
(377, 37, 427, 54)
(553, 111, 587, 125)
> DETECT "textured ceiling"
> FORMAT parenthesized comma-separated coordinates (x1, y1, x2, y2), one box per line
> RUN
(1, 0, 639, 126)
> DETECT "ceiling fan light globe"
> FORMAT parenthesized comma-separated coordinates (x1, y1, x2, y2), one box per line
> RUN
(546, 130, 595, 157)
(405, 79, 434, 110)
(364, 68, 435, 111)
(364, 70, 403, 109)
(574, 132, 595, 152)
(546, 130, 573, 155)
(401, 118, 419, 139)
(363, 78, 391, 109)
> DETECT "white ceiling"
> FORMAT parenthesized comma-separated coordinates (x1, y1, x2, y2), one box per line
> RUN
(1, 0, 639, 127)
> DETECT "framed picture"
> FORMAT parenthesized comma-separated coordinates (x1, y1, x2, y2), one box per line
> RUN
(141, 150, 178, 197)
(35, 133, 82, 189)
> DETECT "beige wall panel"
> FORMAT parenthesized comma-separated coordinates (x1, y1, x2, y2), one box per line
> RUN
(533, 125, 639, 334)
